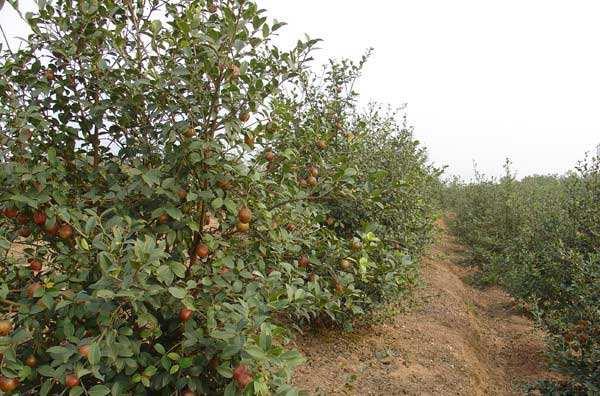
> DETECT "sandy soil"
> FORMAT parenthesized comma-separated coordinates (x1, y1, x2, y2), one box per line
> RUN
(291, 218, 561, 395)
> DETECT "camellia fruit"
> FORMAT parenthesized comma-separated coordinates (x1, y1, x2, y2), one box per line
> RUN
(44, 69, 55, 81)
(29, 259, 42, 272)
(266, 121, 277, 133)
(58, 224, 74, 240)
(78, 344, 91, 358)
(308, 165, 319, 177)
(244, 134, 254, 147)
(65, 374, 79, 388)
(233, 364, 253, 389)
(184, 128, 196, 138)
(26, 283, 42, 299)
(298, 255, 310, 269)
(340, 259, 353, 271)
(182, 390, 197, 396)
(0, 320, 12, 336)
(195, 244, 210, 258)
(229, 64, 240, 79)
(46, 222, 60, 236)
(18, 226, 31, 238)
(3, 208, 18, 218)
(236, 222, 250, 233)
(24, 355, 38, 368)
(325, 217, 335, 226)
(265, 150, 275, 162)
(351, 240, 363, 252)
(334, 281, 344, 294)
(179, 308, 193, 322)
(17, 213, 28, 225)
(217, 179, 232, 190)
(33, 210, 47, 225)
(307, 176, 318, 187)
(177, 189, 188, 200)
(158, 213, 170, 224)
(286, 223, 296, 232)
(207, 3, 218, 13)
(239, 111, 251, 123)
(316, 139, 327, 150)
(0, 377, 19, 393)
(238, 207, 252, 224)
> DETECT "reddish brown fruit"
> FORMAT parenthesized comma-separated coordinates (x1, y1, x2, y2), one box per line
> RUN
(177, 189, 188, 200)
(306, 176, 318, 187)
(217, 179, 232, 190)
(239, 112, 251, 123)
(316, 140, 327, 150)
(24, 354, 38, 368)
(236, 222, 250, 233)
(184, 128, 196, 138)
(18, 226, 31, 238)
(58, 224, 74, 240)
(238, 207, 252, 224)
(17, 213, 28, 225)
(158, 213, 170, 224)
(244, 134, 254, 147)
(325, 217, 335, 226)
(340, 259, 353, 271)
(28, 259, 42, 272)
(351, 240, 362, 252)
(233, 364, 253, 389)
(33, 211, 47, 225)
(298, 255, 310, 269)
(26, 283, 42, 298)
(308, 165, 319, 177)
(0, 320, 12, 336)
(298, 178, 308, 188)
(182, 390, 197, 396)
(46, 222, 60, 236)
(0, 377, 19, 392)
(207, 3, 218, 13)
(286, 223, 296, 232)
(65, 374, 79, 388)
(229, 64, 240, 79)
(78, 344, 91, 358)
(3, 208, 18, 218)
(44, 69, 55, 81)
(334, 281, 344, 294)
(264, 150, 275, 162)
(179, 308, 193, 322)
(195, 244, 210, 258)
(266, 121, 277, 133)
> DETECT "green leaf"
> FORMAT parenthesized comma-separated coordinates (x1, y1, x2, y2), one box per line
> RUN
(168, 287, 186, 299)
(88, 385, 111, 396)
(96, 290, 115, 299)
(211, 197, 223, 210)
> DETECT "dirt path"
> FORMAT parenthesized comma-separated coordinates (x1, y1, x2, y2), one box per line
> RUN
(291, 218, 561, 395)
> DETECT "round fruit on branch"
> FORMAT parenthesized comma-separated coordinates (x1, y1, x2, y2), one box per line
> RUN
(65, 374, 79, 388)
(233, 364, 253, 389)
(238, 207, 252, 224)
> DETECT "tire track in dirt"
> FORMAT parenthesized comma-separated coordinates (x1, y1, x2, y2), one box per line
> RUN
(291, 218, 561, 395)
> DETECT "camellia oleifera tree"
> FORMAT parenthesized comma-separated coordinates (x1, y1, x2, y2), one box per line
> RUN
(0, 0, 440, 394)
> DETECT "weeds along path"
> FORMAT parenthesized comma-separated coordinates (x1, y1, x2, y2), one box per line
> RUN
(291, 218, 561, 395)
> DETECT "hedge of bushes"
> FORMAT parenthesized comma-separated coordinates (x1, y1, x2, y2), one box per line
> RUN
(446, 158, 600, 394)
(0, 1, 440, 394)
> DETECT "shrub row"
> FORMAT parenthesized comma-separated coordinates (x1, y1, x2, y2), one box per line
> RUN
(0, 1, 440, 394)
(446, 159, 600, 394)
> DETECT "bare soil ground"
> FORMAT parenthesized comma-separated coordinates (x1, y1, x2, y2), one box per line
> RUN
(291, 218, 561, 395)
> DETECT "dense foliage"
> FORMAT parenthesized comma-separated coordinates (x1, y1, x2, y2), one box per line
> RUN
(446, 158, 600, 394)
(0, 0, 439, 394)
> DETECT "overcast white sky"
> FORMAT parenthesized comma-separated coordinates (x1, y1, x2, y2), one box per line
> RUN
(2, 1, 600, 179)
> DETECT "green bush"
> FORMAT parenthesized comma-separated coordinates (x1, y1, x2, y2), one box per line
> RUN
(446, 157, 600, 394)
(0, 1, 439, 394)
